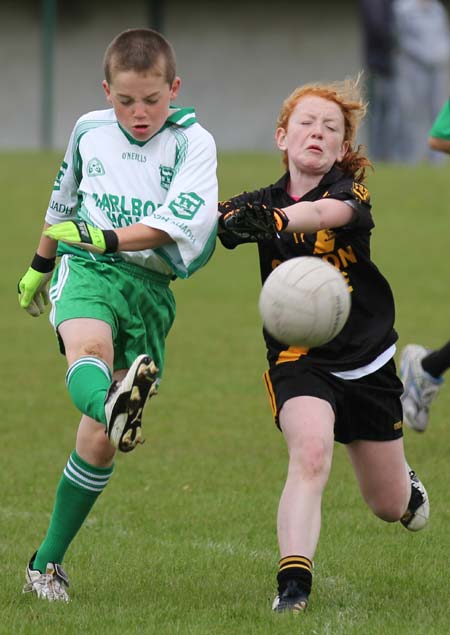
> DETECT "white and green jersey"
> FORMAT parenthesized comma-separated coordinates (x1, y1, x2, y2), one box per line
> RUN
(45, 107, 218, 279)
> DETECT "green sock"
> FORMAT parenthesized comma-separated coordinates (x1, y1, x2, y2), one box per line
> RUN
(33, 451, 114, 572)
(66, 356, 112, 425)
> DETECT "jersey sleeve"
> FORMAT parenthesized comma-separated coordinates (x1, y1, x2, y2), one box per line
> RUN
(138, 126, 218, 278)
(44, 122, 81, 225)
(430, 99, 450, 140)
(324, 179, 374, 231)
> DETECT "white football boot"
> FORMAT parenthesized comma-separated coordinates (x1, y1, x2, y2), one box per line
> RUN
(400, 344, 443, 432)
(23, 555, 70, 602)
(400, 467, 430, 531)
(105, 354, 159, 452)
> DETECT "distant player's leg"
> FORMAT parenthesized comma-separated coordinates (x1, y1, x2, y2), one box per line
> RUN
(348, 438, 429, 531)
(273, 396, 335, 614)
(24, 416, 115, 602)
(400, 343, 447, 432)
(421, 341, 450, 378)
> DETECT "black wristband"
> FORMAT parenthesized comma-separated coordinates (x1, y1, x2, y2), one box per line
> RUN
(103, 230, 119, 253)
(31, 253, 56, 273)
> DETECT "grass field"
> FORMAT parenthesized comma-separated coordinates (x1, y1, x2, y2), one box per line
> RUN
(1, 152, 449, 634)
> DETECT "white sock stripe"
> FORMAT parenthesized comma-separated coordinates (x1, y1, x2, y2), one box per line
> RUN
(64, 463, 111, 491)
(68, 456, 112, 482)
(65, 464, 109, 489)
(65, 357, 112, 385)
(63, 468, 106, 493)
(66, 356, 111, 378)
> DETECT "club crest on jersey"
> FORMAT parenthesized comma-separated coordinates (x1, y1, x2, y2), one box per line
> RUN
(87, 158, 105, 177)
(352, 182, 370, 202)
(159, 165, 174, 190)
(169, 192, 204, 219)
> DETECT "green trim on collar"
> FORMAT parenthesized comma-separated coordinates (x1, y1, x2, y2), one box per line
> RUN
(117, 123, 149, 147)
(156, 108, 198, 135)
(117, 107, 197, 146)
(166, 107, 197, 127)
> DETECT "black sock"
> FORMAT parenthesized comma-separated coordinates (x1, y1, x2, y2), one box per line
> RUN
(277, 555, 313, 595)
(421, 341, 450, 379)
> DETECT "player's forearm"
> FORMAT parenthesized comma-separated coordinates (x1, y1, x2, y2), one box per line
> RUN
(37, 223, 58, 259)
(282, 200, 353, 233)
(428, 136, 450, 154)
(114, 223, 173, 251)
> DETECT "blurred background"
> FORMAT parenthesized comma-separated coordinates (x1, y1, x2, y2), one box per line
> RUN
(1, 0, 371, 152)
(4, 0, 450, 160)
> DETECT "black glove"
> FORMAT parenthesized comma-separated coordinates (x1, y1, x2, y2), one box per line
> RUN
(218, 201, 289, 242)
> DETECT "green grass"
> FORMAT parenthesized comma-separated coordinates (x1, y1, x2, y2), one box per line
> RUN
(1, 152, 449, 634)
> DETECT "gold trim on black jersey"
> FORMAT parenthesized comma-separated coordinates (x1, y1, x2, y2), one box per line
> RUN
(275, 346, 310, 365)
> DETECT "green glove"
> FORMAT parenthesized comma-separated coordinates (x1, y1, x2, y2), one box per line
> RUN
(44, 221, 118, 254)
(18, 268, 53, 317)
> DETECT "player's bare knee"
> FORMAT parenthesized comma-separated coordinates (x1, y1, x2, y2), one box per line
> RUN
(65, 340, 111, 367)
(288, 437, 332, 483)
(80, 340, 110, 360)
(369, 497, 406, 522)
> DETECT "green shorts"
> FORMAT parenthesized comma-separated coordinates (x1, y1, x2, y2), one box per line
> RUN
(49, 254, 176, 373)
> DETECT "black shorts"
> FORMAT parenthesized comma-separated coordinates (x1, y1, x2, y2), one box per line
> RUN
(263, 358, 404, 444)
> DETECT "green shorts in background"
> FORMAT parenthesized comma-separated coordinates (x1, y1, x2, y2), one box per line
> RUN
(49, 254, 176, 374)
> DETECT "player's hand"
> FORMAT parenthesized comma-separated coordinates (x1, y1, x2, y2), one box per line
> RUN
(18, 268, 53, 317)
(218, 201, 289, 241)
(44, 221, 118, 254)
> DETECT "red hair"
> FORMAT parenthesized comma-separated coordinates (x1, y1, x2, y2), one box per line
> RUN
(276, 77, 372, 182)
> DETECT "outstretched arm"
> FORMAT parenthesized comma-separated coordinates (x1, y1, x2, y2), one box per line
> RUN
(44, 220, 173, 254)
(114, 223, 173, 251)
(279, 198, 354, 233)
(219, 197, 354, 242)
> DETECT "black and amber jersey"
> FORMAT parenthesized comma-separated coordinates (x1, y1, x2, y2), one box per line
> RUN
(219, 165, 398, 372)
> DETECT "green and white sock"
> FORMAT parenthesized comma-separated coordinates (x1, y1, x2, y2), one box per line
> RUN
(33, 451, 114, 572)
(66, 356, 112, 425)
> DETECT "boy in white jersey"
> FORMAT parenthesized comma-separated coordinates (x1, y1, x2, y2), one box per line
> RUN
(18, 28, 218, 602)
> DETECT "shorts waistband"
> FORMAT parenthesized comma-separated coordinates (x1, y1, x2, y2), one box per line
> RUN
(59, 244, 172, 286)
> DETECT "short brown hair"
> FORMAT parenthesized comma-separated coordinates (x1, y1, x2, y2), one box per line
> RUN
(277, 76, 372, 182)
(103, 28, 176, 85)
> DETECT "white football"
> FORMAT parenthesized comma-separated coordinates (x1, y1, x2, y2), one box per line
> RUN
(258, 257, 351, 348)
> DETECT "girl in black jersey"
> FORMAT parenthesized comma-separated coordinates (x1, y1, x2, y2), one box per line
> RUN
(219, 78, 429, 614)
